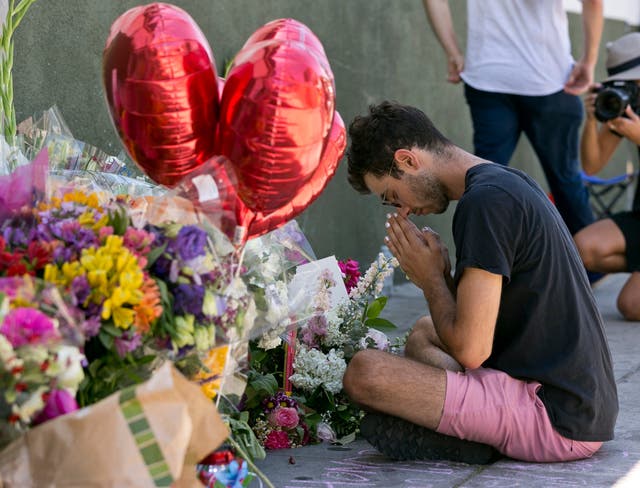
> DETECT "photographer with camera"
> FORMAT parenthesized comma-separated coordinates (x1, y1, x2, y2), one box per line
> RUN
(575, 32, 640, 321)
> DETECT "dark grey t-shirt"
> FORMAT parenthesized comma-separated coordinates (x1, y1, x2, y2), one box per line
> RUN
(452, 163, 618, 441)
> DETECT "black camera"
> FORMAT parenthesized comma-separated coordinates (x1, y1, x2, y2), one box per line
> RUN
(594, 80, 640, 122)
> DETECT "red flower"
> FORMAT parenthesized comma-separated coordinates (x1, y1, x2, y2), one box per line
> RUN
(26, 241, 55, 270)
(15, 382, 28, 392)
(264, 430, 291, 450)
(338, 259, 361, 293)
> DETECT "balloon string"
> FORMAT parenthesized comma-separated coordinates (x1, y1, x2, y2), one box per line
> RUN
(234, 244, 246, 279)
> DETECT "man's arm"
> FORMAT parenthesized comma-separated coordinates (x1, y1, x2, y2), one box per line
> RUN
(386, 214, 500, 369)
(419, 241, 502, 370)
(564, 0, 603, 95)
(581, 84, 622, 174)
(422, 0, 464, 83)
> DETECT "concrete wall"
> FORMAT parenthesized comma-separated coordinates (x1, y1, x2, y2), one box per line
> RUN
(11, 0, 635, 276)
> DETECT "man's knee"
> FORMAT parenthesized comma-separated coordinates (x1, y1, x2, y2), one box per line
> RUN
(343, 349, 385, 404)
(405, 316, 435, 357)
(617, 292, 640, 321)
(573, 231, 599, 269)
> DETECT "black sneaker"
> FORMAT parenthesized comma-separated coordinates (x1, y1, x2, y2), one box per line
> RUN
(360, 413, 501, 464)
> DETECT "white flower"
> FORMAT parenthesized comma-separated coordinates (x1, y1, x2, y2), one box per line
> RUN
(0, 334, 16, 365)
(322, 310, 346, 348)
(359, 328, 390, 351)
(225, 277, 249, 299)
(264, 281, 289, 325)
(316, 422, 337, 442)
(54, 345, 85, 393)
(349, 253, 397, 300)
(289, 345, 346, 394)
(14, 386, 47, 423)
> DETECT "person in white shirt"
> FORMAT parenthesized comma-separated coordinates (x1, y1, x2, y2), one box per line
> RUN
(422, 0, 603, 236)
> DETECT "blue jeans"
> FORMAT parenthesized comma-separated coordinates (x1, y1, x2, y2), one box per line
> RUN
(464, 84, 594, 235)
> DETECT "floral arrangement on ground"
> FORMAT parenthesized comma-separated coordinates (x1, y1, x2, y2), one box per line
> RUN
(227, 253, 403, 453)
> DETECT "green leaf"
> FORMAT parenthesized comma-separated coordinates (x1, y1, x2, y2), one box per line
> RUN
(364, 317, 397, 331)
(98, 330, 114, 350)
(365, 296, 387, 319)
(145, 242, 167, 268)
(247, 371, 278, 396)
(101, 323, 124, 337)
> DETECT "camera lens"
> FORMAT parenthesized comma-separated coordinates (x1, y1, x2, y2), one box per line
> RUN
(595, 88, 629, 122)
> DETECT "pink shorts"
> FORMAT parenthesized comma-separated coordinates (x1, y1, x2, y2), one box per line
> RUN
(436, 368, 603, 462)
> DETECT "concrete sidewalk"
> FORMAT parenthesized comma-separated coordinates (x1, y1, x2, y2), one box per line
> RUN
(254, 274, 638, 487)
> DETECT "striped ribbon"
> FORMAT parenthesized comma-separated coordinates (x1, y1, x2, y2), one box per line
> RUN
(119, 386, 174, 487)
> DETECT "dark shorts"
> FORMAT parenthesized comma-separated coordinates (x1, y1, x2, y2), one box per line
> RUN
(611, 211, 640, 271)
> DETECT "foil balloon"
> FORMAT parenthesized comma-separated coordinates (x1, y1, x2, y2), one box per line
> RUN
(239, 111, 346, 242)
(216, 19, 336, 216)
(103, 3, 220, 187)
(243, 18, 330, 73)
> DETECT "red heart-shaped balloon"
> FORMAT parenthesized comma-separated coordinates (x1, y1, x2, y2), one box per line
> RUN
(215, 20, 335, 216)
(239, 111, 346, 242)
(103, 3, 220, 187)
(244, 18, 329, 71)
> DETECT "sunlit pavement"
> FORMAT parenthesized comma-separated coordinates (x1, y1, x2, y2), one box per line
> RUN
(254, 274, 640, 487)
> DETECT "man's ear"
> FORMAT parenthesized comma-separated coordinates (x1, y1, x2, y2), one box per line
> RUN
(394, 148, 419, 172)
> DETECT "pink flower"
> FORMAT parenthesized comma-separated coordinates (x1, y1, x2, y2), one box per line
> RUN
(268, 407, 299, 429)
(33, 389, 79, 425)
(0, 307, 60, 347)
(264, 430, 291, 450)
(338, 259, 361, 293)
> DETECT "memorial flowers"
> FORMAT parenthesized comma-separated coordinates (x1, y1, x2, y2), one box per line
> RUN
(241, 252, 398, 449)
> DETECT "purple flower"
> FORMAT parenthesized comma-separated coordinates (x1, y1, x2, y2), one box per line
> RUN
(262, 391, 297, 413)
(0, 307, 60, 347)
(300, 315, 328, 348)
(82, 315, 102, 338)
(70, 275, 91, 305)
(32, 389, 79, 425)
(173, 225, 207, 261)
(174, 284, 205, 318)
(114, 330, 143, 357)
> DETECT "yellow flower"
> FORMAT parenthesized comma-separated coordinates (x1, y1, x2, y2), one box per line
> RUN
(195, 345, 229, 399)
(102, 286, 137, 329)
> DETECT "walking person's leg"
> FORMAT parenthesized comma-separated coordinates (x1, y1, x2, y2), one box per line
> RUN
(464, 84, 521, 166)
(520, 90, 595, 235)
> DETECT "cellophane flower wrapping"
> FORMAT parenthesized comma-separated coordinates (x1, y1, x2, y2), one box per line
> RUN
(0, 116, 283, 484)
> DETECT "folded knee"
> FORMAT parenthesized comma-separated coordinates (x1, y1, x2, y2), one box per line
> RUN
(617, 294, 640, 321)
(342, 349, 385, 403)
(573, 235, 598, 269)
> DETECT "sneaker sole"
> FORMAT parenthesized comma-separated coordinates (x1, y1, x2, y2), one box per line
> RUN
(360, 413, 501, 464)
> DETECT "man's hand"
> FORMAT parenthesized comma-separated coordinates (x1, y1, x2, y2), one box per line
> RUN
(608, 106, 640, 145)
(583, 83, 601, 121)
(564, 60, 595, 95)
(446, 53, 464, 84)
(384, 213, 448, 291)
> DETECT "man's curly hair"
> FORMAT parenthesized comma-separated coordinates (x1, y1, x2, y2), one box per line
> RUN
(346, 101, 452, 194)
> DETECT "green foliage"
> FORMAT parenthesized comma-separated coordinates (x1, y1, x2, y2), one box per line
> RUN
(77, 351, 156, 407)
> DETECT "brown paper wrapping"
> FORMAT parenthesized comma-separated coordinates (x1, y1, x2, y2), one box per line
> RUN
(0, 362, 229, 487)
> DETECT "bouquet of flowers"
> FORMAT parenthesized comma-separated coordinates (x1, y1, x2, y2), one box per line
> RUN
(0, 276, 85, 449)
(241, 252, 399, 449)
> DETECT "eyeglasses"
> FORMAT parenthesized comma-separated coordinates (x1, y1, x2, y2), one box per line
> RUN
(381, 163, 401, 207)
